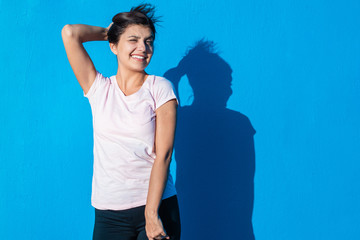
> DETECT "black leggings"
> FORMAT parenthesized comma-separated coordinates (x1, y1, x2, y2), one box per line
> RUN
(93, 195, 181, 240)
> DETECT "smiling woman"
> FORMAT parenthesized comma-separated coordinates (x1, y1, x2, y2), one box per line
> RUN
(110, 24, 154, 88)
(61, 4, 181, 240)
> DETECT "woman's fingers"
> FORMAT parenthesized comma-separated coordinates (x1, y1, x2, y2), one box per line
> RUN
(153, 232, 169, 240)
(145, 214, 169, 239)
(147, 227, 169, 239)
(159, 232, 169, 239)
(106, 23, 113, 30)
(149, 230, 168, 239)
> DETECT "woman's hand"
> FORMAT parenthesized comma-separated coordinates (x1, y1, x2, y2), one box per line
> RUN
(145, 212, 169, 240)
(105, 23, 113, 41)
(106, 22, 113, 30)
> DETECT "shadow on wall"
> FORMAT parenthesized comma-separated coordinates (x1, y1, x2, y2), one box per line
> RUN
(164, 40, 256, 240)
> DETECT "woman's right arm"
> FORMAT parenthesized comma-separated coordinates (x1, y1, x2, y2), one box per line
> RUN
(61, 24, 108, 94)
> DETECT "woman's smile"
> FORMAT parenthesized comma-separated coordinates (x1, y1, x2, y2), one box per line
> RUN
(131, 54, 147, 61)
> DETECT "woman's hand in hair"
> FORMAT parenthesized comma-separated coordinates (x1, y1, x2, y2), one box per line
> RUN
(106, 23, 113, 29)
(103, 23, 112, 41)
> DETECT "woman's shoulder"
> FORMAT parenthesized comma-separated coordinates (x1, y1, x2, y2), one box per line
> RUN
(84, 71, 113, 98)
(145, 75, 178, 108)
(148, 75, 174, 89)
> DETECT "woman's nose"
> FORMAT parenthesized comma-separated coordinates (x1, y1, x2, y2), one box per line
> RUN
(137, 41, 146, 51)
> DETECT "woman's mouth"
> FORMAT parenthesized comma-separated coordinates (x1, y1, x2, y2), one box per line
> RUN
(131, 54, 146, 61)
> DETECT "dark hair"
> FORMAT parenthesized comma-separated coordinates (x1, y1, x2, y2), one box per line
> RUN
(108, 3, 159, 44)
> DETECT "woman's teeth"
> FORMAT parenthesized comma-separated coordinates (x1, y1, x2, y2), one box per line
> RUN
(132, 55, 145, 59)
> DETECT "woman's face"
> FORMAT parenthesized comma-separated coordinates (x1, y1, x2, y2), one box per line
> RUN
(110, 24, 154, 73)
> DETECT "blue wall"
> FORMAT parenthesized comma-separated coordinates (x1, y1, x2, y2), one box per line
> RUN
(1, 0, 359, 239)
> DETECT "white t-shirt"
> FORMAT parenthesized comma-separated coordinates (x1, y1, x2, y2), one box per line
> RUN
(85, 72, 178, 210)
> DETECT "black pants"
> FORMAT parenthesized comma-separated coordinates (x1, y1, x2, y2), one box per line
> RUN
(93, 195, 181, 240)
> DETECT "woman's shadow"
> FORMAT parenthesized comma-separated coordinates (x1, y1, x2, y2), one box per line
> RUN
(164, 40, 256, 240)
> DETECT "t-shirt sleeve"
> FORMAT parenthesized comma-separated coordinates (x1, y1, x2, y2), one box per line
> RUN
(154, 77, 179, 110)
(84, 71, 105, 99)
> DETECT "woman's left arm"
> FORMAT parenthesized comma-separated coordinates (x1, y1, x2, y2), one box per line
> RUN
(145, 99, 177, 240)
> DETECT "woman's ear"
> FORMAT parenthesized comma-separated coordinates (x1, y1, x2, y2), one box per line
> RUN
(110, 43, 118, 55)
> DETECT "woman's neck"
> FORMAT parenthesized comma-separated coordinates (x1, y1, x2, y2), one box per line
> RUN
(115, 68, 148, 95)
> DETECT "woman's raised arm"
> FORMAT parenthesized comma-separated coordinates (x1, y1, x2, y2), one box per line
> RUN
(61, 24, 109, 94)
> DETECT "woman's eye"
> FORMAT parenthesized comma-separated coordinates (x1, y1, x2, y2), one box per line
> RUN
(129, 39, 137, 42)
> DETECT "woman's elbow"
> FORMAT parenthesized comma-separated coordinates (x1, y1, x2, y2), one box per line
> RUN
(160, 150, 173, 165)
(61, 24, 76, 40)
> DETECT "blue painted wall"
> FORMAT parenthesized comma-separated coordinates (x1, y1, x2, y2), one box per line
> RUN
(1, 0, 359, 239)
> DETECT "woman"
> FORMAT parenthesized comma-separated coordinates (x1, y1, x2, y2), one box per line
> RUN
(61, 4, 181, 240)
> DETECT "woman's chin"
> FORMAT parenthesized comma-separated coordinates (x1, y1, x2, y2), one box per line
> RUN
(130, 65, 149, 73)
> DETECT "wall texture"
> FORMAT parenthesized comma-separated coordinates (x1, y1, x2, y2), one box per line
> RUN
(1, 0, 359, 239)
